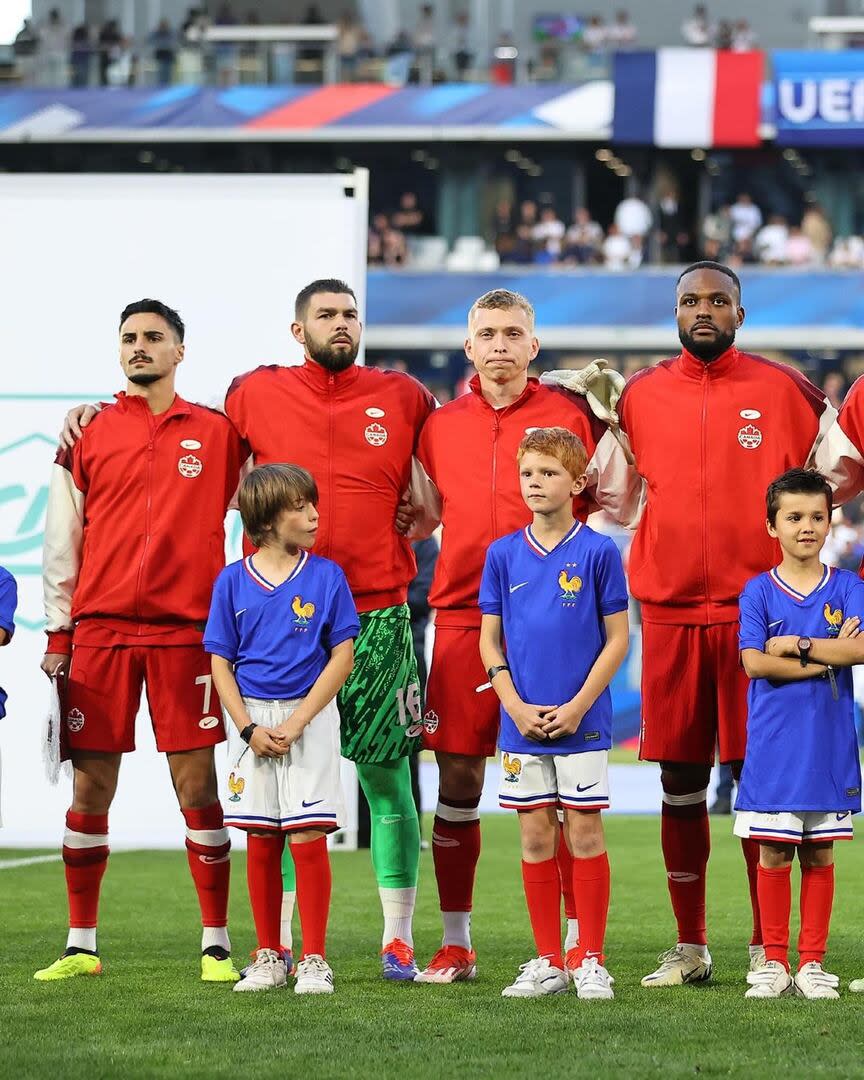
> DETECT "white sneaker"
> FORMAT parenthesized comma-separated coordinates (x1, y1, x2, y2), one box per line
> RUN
(744, 959, 793, 998)
(573, 957, 615, 1000)
(748, 945, 767, 972)
(232, 948, 287, 992)
(794, 962, 840, 1000)
(501, 957, 568, 999)
(641, 944, 712, 988)
(295, 954, 335, 995)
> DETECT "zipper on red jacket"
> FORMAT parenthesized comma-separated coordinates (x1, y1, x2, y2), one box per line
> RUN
(491, 411, 501, 538)
(325, 372, 335, 559)
(700, 367, 710, 621)
(133, 408, 157, 629)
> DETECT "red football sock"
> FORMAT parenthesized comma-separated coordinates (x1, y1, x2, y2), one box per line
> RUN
(798, 863, 835, 968)
(557, 827, 577, 921)
(570, 852, 611, 967)
(757, 863, 792, 970)
(661, 797, 709, 945)
(521, 857, 564, 969)
(246, 833, 284, 951)
(741, 837, 763, 946)
(182, 803, 231, 927)
(432, 796, 481, 914)
(290, 836, 332, 959)
(63, 810, 109, 931)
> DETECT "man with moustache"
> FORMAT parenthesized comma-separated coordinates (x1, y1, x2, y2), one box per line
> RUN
(617, 262, 836, 987)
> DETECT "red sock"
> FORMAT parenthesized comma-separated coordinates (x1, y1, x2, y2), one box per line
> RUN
(182, 803, 231, 927)
(432, 797, 481, 914)
(570, 852, 611, 967)
(661, 797, 709, 945)
(741, 838, 763, 945)
(757, 863, 792, 970)
(557, 827, 577, 921)
(521, 858, 564, 969)
(290, 836, 332, 958)
(798, 863, 835, 968)
(246, 833, 284, 951)
(63, 810, 109, 931)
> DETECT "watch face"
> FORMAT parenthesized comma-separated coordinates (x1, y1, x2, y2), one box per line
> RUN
(799, 638, 812, 650)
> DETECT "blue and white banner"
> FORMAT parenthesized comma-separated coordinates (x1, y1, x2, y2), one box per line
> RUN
(773, 50, 864, 146)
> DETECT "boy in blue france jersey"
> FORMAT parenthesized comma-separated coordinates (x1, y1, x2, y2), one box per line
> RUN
(735, 468, 864, 1000)
(479, 428, 629, 1001)
(205, 464, 359, 996)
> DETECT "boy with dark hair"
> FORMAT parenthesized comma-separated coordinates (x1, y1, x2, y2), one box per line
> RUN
(206, 463, 359, 994)
(736, 467, 864, 999)
(479, 427, 629, 1000)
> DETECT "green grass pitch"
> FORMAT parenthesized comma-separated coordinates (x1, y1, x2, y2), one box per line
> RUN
(4, 814, 864, 1079)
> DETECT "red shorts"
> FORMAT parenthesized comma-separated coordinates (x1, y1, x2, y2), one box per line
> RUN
(638, 621, 748, 766)
(64, 644, 226, 754)
(424, 625, 499, 758)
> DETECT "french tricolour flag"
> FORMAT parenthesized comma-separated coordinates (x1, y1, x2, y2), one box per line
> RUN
(613, 49, 763, 148)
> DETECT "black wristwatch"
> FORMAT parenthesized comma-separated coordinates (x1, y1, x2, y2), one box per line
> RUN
(797, 637, 812, 668)
(240, 722, 258, 744)
(487, 664, 510, 681)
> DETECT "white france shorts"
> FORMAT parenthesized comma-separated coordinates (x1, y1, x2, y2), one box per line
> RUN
(223, 697, 345, 833)
(734, 810, 854, 845)
(498, 749, 610, 811)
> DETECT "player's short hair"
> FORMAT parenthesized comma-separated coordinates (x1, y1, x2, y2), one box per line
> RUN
(676, 261, 742, 300)
(468, 288, 535, 331)
(239, 463, 319, 547)
(766, 467, 833, 526)
(517, 427, 588, 480)
(294, 278, 357, 321)
(119, 299, 185, 342)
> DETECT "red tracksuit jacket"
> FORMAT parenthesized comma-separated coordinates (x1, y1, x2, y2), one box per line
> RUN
(225, 360, 436, 613)
(618, 346, 833, 625)
(43, 392, 247, 652)
(416, 374, 638, 627)
(816, 374, 864, 507)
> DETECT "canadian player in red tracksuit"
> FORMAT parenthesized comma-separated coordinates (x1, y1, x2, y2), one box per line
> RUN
(224, 280, 437, 980)
(413, 289, 638, 983)
(37, 300, 247, 984)
(816, 373, 864, 513)
(621, 263, 835, 988)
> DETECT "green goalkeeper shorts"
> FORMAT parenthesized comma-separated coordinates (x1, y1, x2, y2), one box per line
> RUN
(338, 603, 422, 764)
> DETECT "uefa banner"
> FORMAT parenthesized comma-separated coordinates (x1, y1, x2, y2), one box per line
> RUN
(773, 50, 864, 146)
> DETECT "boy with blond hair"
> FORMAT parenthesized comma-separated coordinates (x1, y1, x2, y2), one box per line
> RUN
(479, 428, 629, 999)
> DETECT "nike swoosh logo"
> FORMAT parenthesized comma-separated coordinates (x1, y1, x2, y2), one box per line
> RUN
(509, 582, 528, 593)
(302, 799, 324, 808)
(199, 854, 229, 864)
(431, 831, 460, 847)
(836, 812, 850, 821)
(768, 620, 782, 628)
(667, 871, 699, 882)
(235, 608, 247, 617)
(379, 815, 402, 825)
(576, 782, 598, 792)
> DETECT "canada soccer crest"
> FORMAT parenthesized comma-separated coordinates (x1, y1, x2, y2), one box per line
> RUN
(737, 424, 762, 450)
(178, 454, 202, 477)
(365, 422, 388, 446)
(423, 709, 439, 734)
(66, 708, 85, 732)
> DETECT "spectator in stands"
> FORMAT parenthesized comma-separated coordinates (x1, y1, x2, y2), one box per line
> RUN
(337, 12, 363, 81)
(822, 372, 847, 412)
(702, 204, 732, 258)
(614, 193, 652, 242)
(563, 207, 603, 265)
(729, 235, 756, 266)
(213, 3, 239, 86)
(493, 199, 517, 261)
(69, 24, 93, 88)
(150, 19, 177, 86)
(385, 29, 414, 85)
(603, 223, 637, 270)
(607, 10, 638, 50)
(368, 212, 390, 266)
(13, 18, 39, 84)
(490, 31, 517, 85)
(382, 222, 409, 267)
(582, 16, 608, 54)
(730, 192, 762, 244)
(754, 214, 789, 265)
(732, 19, 756, 51)
(714, 19, 733, 50)
(657, 189, 690, 264)
(532, 205, 566, 263)
(785, 224, 816, 267)
(829, 237, 864, 269)
(801, 203, 833, 263)
(450, 11, 473, 80)
(299, 3, 326, 66)
(97, 19, 123, 86)
(681, 4, 713, 46)
(38, 8, 68, 87)
(392, 192, 425, 235)
(414, 4, 437, 82)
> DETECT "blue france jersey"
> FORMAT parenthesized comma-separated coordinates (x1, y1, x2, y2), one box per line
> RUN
(478, 521, 628, 755)
(0, 566, 17, 721)
(736, 565, 864, 814)
(204, 551, 360, 700)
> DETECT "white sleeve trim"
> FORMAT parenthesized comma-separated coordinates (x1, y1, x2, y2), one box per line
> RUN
(42, 462, 85, 634)
(815, 417, 864, 505)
